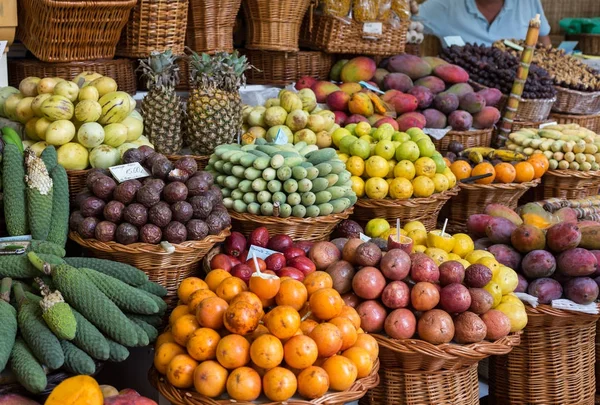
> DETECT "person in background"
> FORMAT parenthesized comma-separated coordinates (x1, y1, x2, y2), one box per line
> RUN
(415, 0, 552, 47)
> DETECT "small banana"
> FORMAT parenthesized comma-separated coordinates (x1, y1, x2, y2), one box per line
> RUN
(468, 150, 484, 164)
(489, 149, 528, 162)
(461, 147, 495, 158)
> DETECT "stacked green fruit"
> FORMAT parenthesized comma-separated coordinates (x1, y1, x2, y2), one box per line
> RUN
(207, 142, 357, 218)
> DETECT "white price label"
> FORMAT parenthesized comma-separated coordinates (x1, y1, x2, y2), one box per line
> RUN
(423, 127, 452, 140)
(359, 81, 385, 94)
(248, 245, 279, 260)
(363, 22, 383, 35)
(539, 121, 557, 129)
(0, 41, 7, 57)
(504, 40, 524, 51)
(274, 128, 288, 145)
(109, 162, 150, 183)
(443, 36, 465, 47)
(552, 299, 599, 315)
(359, 233, 371, 242)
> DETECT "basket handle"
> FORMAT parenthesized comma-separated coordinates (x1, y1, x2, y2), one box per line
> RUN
(308, 0, 318, 32)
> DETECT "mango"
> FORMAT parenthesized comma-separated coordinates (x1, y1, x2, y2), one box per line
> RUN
(340, 56, 377, 83)
(334, 111, 347, 125)
(433, 64, 469, 84)
(339, 82, 363, 95)
(448, 110, 473, 131)
(564, 277, 599, 305)
(45, 375, 103, 405)
(433, 93, 459, 114)
(488, 244, 522, 270)
(385, 93, 418, 114)
(330, 59, 349, 82)
(407, 86, 434, 109)
(446, 83, 474, 98)
(311, 81, 340, 103)
(348, 92, 374, 116)
(0, 394, 40, 405)
(521, 250, 556, 278)
(383, 73, 413, 92)
(557, 248, 597, 276)
(422, 108, 447, 129)
(484, 204, 523, 226)
(477, 88, 502, 107)
(374, 117, 399, 131)
(373, 68, 389, 88)
(510, 224, 546, 253)
(367, 114, 385, 126)
(546, 222, 581, 252)
(554, 207, 578, 223)
(345, 114, 369, 125)
(387, 54, 432, 80)
(423, 56, 449, 70)
(579, 224, 600, 250)
(473, 106, 501, 129)
(326, 91, 350, 112)
(459, 92, 486, 114)
(396, 112, 426, 132)
(295, 76, 317, 90)
(485, 217, 517, 244)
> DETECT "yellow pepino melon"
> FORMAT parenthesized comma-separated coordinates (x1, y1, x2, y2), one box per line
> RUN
(98, 91, 130, 125)
(40, 95, 74, 121)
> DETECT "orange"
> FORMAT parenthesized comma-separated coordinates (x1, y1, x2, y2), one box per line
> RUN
(169, 305, 190, 326)
(342, 347, 373, 378)
(166, 354, 199, 389)
(226, 367, 261, 401)
(527, 155, 549, 179)
(300, 319, 319, 336)
(353, 334, 379, 363)
(216, 334, 251, 369)
(155, 330, 176, 350)
(250, 334, 284, 369)
(215, 277, 248, 302)
(284, 335, 319, 369)
(187, 328, 221, 362)
(309, 322, 342, 358)
(223, 300, 261, 335)
(443, 157, 452, 168)
(338, 305, 361, 330)
(196, 296, 228, 329)
(187, 289, 216, 313)
(450, 160, 472, 181)
(494, 162, 516, 183)
(193, 360, 228, 398)
(514, 161, 535, 183)
(329, 317, 358, 351)
(308, 288, 344, 321)
(322, 355, 358, 391)
(303, 271, 334, 297)
(230, 291, 264, 315)
(262, 367, 297, 402)
(177, 277, 208, 304)
(471, 162, 496, 184)
(171, 314, 200, 346)
(275, 279, 308, 311)
(297, 366, 330, 399)
(249, 270, 281, 300)
(154, 342, 186, 375)
(247, 324, 270, 344)
(264, 305, 301, 340)
(205, 269, 232, 292)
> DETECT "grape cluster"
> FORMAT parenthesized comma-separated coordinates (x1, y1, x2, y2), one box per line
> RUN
(440, 44, 556, 99)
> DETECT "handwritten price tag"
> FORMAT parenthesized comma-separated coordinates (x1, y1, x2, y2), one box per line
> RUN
(248, 245, 279, 260)
(109, 162, 150, 183)
(359, 233, 371, 242)
(363, 22, 383, 36)
(423, 127, 452, 140)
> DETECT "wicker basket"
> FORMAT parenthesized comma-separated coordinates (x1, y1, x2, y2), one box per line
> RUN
(229, 208, 353, 242)
(549, 112, 600, 133)
(445, 180, 541, 234)
(164, 154, 210, 170)
(360, 363, 479, 405)
(489, 305, 599, 405)
(17, 0, 137, 62)
(567, 33, 600, 56)
(241, 49, 334, 86)
(351, 187, 458, 231)
(404, 44, 420, 56)
(117, 0, 188, 58)
(8, 58, 137, 95)
(149, 359, 380, 405)
(538, 169, 600, 200)
(552, 86, 600, 115)
(69, 229, 229, 308)
(242, 0, 311, 52)
(300, 14, 408, 56)
(430, 129, 493, 155)
(186, 0, 242, 54)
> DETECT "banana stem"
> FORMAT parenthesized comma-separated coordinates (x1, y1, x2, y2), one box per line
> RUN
(27, 252, 52, 275)
(0, 278, 12, 303)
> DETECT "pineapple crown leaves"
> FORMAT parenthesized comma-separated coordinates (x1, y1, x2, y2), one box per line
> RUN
(137, 49, 181, 91)
(186, 49, 252, 91)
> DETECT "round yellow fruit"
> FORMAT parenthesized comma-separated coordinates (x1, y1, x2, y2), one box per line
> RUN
(443, 168, 457, 188)
(30, 141, 49, 156)
(465, 250, 494, 264)
(457, 259, 471, 269)
(386, 159, 397, 179)
(374, 140, 396, 160)
(78, 85, 100, 101)
(425, 247, 449, 266)
(365, 156, 389, 178)
(365, 218, 390, 238)
(365, 177, 389, 199)
(346, 156, 365, 176)
(337, 153, 349, 163)
(477, 257, 501, 276)
(381, 227, 408, 240)
(350, 176, 365, 198)
(411, 176, 435, 198)
(484, 282, 503, 308)
(407, 229, 427, 246)
(495, 302, 528, 332)
(389, 177, 413, 199)
(414, 157, 437, 178)
(332, 128, 351, 148)
(413, 245, 427, 253)
(501, 293, 525, 309)
(451, 233, 474, 258)
(432, 173, 449, 193)
(448, 253, 462, 261)
(355, 121, 372, 137)
(45, 120, 76, 146)
(427, 230, 456, 253)
(493, 266, 519, 295)
(393, 160, 416, 180)
(404, 221, 426, 233)
(57, 142, 89, 170)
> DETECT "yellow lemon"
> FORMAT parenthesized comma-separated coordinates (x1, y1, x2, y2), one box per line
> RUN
(332, 128, 352, 147)
(411, 176, 435, 198)
(389, 177, 413, 199)
(493, 266, 519, 295)
(457, 259, 471, 269)
(365, 156, 389, 178)
(443, 168, 457, 188)
(426, 230, 456, 253)
(381, 227, 408, 240)
(432, 173, 449, 193)
(404, 221, 426, 233)
(495, 303, 528, 332)
(501, 293, 525, 309)
(365, 177, 389, 199)
(337, 153, 349, 163)
(346, 156, 365, 176)
(350, 176, 365, 198)
(413, 245, 427, 253)
(407, 229, 427, 246)
(477, 257, 501, 276)
(386, 159, 397, 179)
(374, 140, 396, 160)
(425, 247, 449, 266)
(414, 157, 437, 178)
(465, 250, 494, 264)
(452, 233, 474, 258)
(484, 282, 503, 308)
(386, 178, 393, 187)
(355, 121, 372, 137)
(448, 253, 462, 261)
(365, 218, 390, 238)
(394, 160, 416, 180)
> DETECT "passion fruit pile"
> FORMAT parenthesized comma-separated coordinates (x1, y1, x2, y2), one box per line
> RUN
(70, 146, 230, 244)
(156, 236, 378, 402)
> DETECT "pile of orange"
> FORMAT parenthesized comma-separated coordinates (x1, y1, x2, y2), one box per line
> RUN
(154, 269, 378, 402)
(449, 154, 549, 185)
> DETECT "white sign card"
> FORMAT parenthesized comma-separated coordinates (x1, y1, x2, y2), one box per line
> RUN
(363, 22, 383, 36)
(109, 162, 151, 183)
(359, 233, 371, 242)
(247, 245, 279, 260)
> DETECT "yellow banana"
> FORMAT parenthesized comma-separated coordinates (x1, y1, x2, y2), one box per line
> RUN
(489, 149, 528, 162)
(468, 150, 484, 164)
(461, 147, 495, 158)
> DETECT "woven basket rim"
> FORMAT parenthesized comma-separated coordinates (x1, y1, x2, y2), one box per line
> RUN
(355, 187, 459, 208)
(68, 227, 231, 255)
(468, 80, 556, 103)
(374, 332, 521, 363)
(526, 303, 600, 319)
(446, 128, 493, 136)
(165, 154, 210, 162)
(229, 207, 354, 225)
(458, 178, 541, 191)
(554, 85, 600, 97)
(549, 111, 600, 120)
(545, 169, 600, 179)
(10, 58, 135, 67)
(148, 359, 380, 405)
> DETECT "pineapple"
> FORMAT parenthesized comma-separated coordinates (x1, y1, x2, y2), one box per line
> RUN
(138, 50, 183, 154)
(185, 51, 250, 156)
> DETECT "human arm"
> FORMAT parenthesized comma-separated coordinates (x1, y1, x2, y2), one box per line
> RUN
(539, 35, 551, 46)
